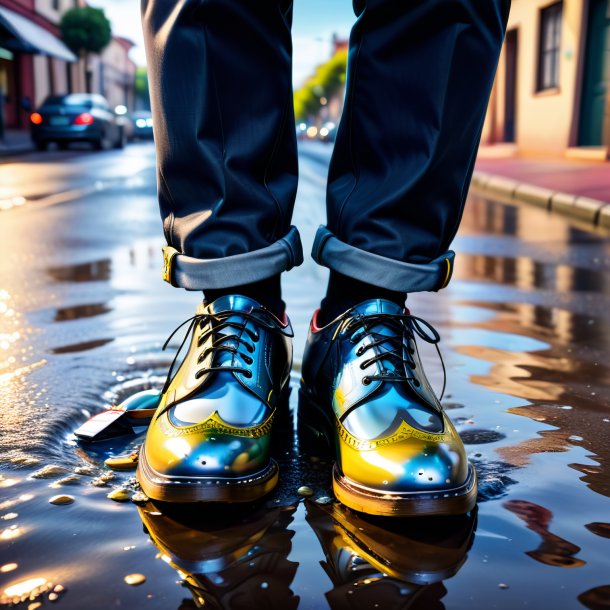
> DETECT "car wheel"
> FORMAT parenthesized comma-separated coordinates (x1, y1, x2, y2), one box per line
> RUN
(113, 128, 126, 149)
(94, 132, 111, 151)
(35, 141, 48, 152)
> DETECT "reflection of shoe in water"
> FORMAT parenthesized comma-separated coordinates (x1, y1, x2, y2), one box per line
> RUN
(137, 296, 293, 503)
(503, 499, 585, 568)
(300, 299, 476, 517)
(137, 501, 299, 609)
(305, 499, 476, 609)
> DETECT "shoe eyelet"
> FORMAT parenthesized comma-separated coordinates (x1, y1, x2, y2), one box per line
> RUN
(356, 347, 363, 356)
(244, 355, 253, 365)
(362, 377, 371, 386)
(412, 379, 421, 387)
(195, 370, 204, 379)
(244, 371, 253, 379)
(408, 361, 416, 369)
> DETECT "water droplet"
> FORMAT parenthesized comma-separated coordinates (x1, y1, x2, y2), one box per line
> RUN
(1, 562, 18, 572)
(131, 491, 149, 505)
(107, 488, 132, 502)
(31, 465, 69, 480)
(260, 582, 269, 589)
(105, 453, 139, 470)
(48, 495, 74, 505)
(297, 486, 313, 497)
(499, 583, 509, 590)
(124, 573, 146, 586)
(315, 496, 333, 505)
(74, 466, 97, 477)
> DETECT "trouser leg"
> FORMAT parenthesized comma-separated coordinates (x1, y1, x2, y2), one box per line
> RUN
(314, 0, 510, 294)
(141, 0, 302, 291)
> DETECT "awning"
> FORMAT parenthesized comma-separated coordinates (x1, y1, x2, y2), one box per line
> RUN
(0, 7, 77, 63)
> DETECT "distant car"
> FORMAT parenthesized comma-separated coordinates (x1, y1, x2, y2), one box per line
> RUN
(30, 93, 126, 151)
(130, 111, 154, 140)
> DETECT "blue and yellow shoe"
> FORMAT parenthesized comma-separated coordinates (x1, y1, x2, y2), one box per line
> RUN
(300, 299, 476, 517)
(137, 295, 293, 503)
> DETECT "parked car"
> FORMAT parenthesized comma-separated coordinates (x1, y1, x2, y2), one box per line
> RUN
(30, 93, 126, 151)
(130, 111, 154, 140)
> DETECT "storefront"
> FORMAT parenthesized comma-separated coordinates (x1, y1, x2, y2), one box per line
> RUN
(0, 5, 75, 131)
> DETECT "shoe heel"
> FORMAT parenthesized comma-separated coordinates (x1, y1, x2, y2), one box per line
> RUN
(297, 388, 335, 458)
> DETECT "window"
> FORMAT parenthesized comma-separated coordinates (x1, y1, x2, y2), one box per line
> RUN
(537, 3, 562, 91)
(52, 0, 60, 10)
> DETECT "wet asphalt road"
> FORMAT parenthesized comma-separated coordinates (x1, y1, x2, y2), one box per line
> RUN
(0, 141, 610, 609)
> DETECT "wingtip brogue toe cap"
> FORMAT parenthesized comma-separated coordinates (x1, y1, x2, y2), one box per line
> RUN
(336, 418, 470, 494)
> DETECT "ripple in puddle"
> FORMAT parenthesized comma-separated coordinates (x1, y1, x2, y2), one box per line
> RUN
(460, 429, 507, 445)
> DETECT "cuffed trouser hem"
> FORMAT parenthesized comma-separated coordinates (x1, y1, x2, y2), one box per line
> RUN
(311, 226, 454, 293)
(162, 226, 304, 291)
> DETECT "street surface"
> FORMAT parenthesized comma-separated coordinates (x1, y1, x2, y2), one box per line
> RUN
(0, 141, 609, 609)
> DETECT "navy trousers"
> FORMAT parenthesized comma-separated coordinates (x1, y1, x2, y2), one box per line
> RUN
(141, 0, 510, 293)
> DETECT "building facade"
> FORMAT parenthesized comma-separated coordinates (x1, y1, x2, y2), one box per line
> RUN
(0, 0, 79, 129)
(89, 36, 136, 110)
(482, 0, 610, 158)
(1, 0, 136, 133)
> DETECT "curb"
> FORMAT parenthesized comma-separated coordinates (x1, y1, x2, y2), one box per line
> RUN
(471, 170, 610, 230)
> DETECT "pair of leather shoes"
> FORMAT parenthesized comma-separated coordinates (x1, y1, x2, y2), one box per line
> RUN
(137, 295, 476, 517)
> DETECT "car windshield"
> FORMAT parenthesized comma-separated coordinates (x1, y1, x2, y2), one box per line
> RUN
(43, 94, 93, 108)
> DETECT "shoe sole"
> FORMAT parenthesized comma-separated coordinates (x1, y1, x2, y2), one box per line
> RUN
(137, 443, 279, 503)
(298, 388, 477, 517)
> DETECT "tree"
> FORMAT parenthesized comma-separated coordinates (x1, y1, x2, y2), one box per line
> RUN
(61, 7, 112, 93)
(294, 48, 348, 122)
(135, 66, 150, 111)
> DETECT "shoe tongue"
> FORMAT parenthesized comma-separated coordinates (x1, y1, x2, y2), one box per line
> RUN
(198, 295, 262, 369)
(350, 298, 404, 317)
(205, 294, 262, 315)
(349, 299, 405, 377)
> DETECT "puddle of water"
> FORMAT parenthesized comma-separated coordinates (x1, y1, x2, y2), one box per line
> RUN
(1, 148, 610, 608)
(46, 260, 112, 284)
(50, 338, 114, 355)
(53, 304, 111, 323)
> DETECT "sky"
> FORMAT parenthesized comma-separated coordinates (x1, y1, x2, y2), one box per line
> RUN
(89, 0, 356, 87)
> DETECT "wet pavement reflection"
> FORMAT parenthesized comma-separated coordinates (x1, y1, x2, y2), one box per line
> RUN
(0, 142, 609, 608)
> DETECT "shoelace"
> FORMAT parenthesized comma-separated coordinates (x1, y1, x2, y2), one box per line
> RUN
(336, 311, 446, 400)
(159, 307, 293, 403)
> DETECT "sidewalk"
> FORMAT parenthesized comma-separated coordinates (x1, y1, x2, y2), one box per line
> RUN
(0, 129, 34, 157)
(473, 156, 610, 230)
